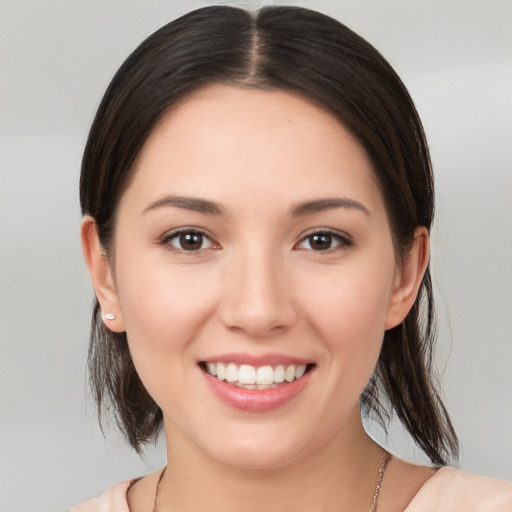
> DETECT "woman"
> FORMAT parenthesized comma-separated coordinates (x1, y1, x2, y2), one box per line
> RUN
(70, 5, 511, 511)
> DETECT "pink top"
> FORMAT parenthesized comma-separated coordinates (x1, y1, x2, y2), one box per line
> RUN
(68, 467, 512, 511)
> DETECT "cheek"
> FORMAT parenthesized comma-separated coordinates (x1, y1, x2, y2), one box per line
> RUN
(306, 264, 393, 341)
(302, 260, 395, 384)
(113, 253, 218, 396)
(116, 244, 215, 338)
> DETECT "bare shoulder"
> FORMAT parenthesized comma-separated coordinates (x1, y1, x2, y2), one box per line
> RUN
(378, 457, 438, 512)
(405, 466, 512, 510)
(380, 459, 512, 511)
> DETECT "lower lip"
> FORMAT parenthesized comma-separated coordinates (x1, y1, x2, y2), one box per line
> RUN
(202, 370, 312, 412)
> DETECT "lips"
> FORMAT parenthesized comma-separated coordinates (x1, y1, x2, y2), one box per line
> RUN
(199, 355, 315, 412)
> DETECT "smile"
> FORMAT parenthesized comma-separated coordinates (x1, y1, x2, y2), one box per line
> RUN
(202, 362, 309, 390)
(199, 355, 315, 412)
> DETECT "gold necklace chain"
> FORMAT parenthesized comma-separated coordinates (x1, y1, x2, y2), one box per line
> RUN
(153, 451, 391, 512)
(153, 465, 166, 512)
(370, 451, 391, 512)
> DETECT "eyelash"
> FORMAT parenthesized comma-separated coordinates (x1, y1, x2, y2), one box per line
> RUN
(159, 228, 218, 253)
(160, 227, 352, 255)
(295, 229, 352, 254)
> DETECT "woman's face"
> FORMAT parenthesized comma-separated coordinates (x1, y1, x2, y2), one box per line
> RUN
(103, 84, 417, 469)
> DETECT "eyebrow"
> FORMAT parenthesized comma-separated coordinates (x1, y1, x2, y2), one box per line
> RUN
(291, 198, 370, 217)
(143, 194, 369, 218)
(143, 194, 225, 216)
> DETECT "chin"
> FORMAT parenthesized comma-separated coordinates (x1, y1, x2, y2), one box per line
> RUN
(201, 423, 326, 471)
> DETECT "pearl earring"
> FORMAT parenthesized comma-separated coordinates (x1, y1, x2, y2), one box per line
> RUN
(105, 313, 116, 320)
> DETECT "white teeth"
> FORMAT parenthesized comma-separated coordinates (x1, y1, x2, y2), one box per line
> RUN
(285, 365, 296, 382)
(274, 365, 285, 383)
(238, 365, 256, 385)
(237, 382, 279, 390)
(216, 362, 226, 381)
(225, 363, 238, 383)
(237, 383, 258, 389)
(204, 362, 309, 386)
(295, 365, 306, 379)
(256, 366, 274, 385)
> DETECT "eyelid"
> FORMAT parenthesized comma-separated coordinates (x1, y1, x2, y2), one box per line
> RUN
(295, 228, 352, 251)
(159, 227, 220, 252)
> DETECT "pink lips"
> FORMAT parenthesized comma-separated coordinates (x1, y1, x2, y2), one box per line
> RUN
(200, 352, 313, 412)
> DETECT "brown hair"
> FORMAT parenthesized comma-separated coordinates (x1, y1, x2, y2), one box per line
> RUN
(80, 5, 458, 464)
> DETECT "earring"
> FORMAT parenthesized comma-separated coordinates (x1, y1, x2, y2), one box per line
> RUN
(105, 313, 116, 320)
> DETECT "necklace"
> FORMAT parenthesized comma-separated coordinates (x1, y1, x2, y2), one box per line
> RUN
(153, 465, 166, 512)
(153, 451, 391, 512)
(370, 451, 391, 512)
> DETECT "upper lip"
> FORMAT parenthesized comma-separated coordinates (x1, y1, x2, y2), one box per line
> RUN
(199, 352, 313, 367)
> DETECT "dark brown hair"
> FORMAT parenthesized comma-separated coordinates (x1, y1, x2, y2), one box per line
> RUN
(80, 5, 459, 464)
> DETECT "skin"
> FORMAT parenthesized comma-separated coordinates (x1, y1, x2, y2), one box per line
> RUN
(82, 85, 433, 511)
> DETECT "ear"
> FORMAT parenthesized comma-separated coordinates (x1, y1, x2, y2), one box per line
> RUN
(81, 216, 125, 333)
(385, 226, 430, 330)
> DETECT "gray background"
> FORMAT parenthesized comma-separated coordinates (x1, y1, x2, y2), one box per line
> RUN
(1, 1, 511, 511)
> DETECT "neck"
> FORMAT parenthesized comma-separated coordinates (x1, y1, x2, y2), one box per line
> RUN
(159, 410, 384, 512)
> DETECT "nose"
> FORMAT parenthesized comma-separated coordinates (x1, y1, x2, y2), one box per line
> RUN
(218, 247, 297, 339)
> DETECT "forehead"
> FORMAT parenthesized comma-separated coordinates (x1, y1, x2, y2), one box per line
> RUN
(123, 84, 383, 214)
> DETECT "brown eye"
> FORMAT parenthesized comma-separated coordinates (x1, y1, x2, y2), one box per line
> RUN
(309, 233, 334, 251)
(296, 230, 350, 252)
(168, 230, 214, 251)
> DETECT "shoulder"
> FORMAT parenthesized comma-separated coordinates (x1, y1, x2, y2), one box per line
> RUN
(405, 467, 512, 511)
(67, 480, 134, 512)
